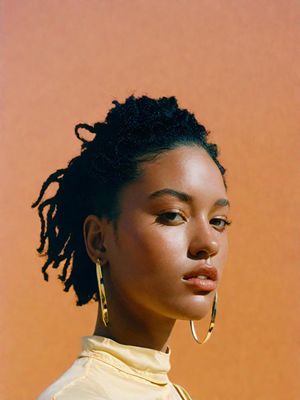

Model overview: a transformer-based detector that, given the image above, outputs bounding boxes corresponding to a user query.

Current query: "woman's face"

[101,145,230,321]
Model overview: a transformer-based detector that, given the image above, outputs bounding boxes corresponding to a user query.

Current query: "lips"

[183,264,218,281]
[182,264,218,292]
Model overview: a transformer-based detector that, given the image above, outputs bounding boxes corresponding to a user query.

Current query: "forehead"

[120,145,227,205]
[143,145,223,185]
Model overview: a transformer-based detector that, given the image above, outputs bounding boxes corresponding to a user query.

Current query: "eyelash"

[210,218,232,230]
[156,212,232,230]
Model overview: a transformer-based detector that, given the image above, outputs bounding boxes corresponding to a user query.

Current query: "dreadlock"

[31,95,227,306]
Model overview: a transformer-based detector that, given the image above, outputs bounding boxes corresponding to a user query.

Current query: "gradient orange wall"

[1,1,299,399]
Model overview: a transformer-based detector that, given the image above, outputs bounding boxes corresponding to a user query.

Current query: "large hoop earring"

[95,258,109,327]
[190,291,218,344]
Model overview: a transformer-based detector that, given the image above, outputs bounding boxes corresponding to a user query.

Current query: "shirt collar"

[79,335,171,385]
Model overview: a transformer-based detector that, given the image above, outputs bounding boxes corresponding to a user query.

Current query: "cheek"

[106,219,186,307]
[114,217,186,279]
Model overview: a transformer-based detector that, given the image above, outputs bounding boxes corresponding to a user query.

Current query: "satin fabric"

[37,335,193,400]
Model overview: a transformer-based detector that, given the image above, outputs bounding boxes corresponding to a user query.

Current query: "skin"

[84,145,230,353]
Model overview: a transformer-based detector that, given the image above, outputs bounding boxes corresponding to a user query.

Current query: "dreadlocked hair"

[31,95,227,306]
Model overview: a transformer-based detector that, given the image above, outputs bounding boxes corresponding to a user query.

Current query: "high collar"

[79,335,171,385]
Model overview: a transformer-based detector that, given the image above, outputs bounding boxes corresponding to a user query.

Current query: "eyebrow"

[148,188,230,208]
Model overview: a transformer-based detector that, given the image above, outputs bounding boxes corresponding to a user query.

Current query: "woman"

[33,95,231,400]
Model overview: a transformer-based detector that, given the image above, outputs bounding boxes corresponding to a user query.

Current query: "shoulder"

[37,357,107,400]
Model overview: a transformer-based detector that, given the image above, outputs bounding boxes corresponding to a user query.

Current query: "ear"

[83,214,109,264]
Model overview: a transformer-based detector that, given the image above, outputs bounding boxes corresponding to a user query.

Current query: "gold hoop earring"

[190,291,218,344]
[95,258,109,327]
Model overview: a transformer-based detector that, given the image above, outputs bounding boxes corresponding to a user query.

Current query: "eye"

[210,217,232,231]
[156,211,186,225]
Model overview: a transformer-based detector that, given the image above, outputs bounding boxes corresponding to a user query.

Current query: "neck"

[93,295,176,353]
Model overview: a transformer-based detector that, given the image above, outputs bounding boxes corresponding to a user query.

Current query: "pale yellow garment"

[37,335,194,400]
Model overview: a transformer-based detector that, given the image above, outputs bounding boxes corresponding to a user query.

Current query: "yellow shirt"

[37,335,193,400]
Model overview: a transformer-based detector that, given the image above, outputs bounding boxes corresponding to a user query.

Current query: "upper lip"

[183,264,218,281]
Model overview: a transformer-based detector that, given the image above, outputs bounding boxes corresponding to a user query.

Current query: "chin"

[180,291,216,320]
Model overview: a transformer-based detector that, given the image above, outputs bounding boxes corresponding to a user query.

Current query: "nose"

[188,218,219,260]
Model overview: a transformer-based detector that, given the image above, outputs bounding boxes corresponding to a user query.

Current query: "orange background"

[1,1,299,399]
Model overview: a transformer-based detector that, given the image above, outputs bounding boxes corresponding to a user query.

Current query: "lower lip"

[182,278,217,291]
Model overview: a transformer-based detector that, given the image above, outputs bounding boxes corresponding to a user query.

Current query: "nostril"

[188,249,210,260]
[196,250,209,258]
